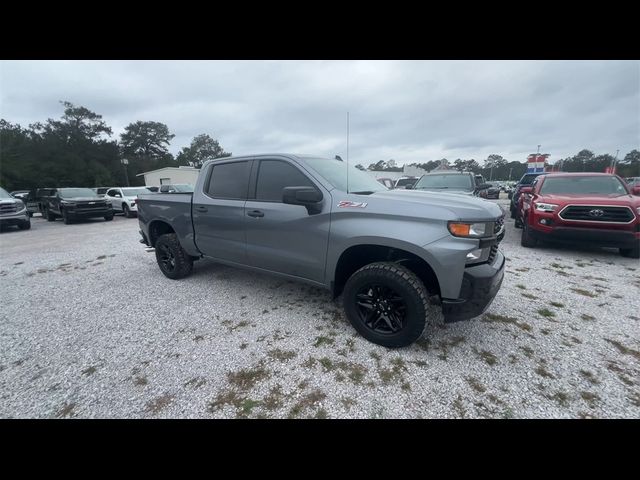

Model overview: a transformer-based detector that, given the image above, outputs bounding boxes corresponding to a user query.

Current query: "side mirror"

[632,185,640,196]
[283,186,323,214]
[519,186,533,194]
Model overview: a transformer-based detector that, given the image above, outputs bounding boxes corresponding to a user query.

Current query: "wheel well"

[149,221,175,247]
[332,245,441,298]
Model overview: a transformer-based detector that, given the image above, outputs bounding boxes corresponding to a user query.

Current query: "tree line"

[356,150,639,181]
[0,101,231,191]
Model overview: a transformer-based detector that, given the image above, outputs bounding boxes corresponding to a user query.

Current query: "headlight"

[448,221,489,238]
[16,201,26,212]
[535,202,558,212]
[636,207,640,215]
[60,201,75,207]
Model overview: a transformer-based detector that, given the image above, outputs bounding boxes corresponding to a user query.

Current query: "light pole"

[121,158,130,187]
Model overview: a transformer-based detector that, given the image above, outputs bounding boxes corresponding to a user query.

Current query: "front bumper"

[67,208,112,218]
[441,250,505,322]
[529,225,639,249]
[0,211,30,225]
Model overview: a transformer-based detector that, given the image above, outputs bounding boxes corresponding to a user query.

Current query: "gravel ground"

[1,201,639,419]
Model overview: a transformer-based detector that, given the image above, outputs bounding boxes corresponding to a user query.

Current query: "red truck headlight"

[534,202,559,212]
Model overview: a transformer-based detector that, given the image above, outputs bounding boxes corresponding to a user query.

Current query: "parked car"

[104,187,150,217]
[137,154,505,348]
[411,171,492,197]
[518,173,640,258]
[0,187,31,230]
[626,177,640,188]
[393,176,419,190]
[376,178,395,189]
[510,172,548,219]
[146,186,159,192]
[92,187,110,197]
[158,184,195,193]
[478,182,500,199]
[34,188,57,215]
[10,190,30,199]
[41,188,113,224]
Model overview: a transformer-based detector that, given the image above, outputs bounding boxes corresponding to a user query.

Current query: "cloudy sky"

[1,60,638,165]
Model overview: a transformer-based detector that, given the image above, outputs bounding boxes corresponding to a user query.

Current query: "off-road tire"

[18,220,31,230]
[343,261,429,348]
[620,244,640,259]
[62,209,73,225]
[104,213,114,221]
[521,220,538,248]
[155,233,194,279]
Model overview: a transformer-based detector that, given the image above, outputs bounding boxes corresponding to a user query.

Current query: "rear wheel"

[62,209,73,225]
[123,204,133,218]
[104,213,114,221]
[620,244,640,259]
[521,219,538,248]
[155,233,193,279]
[514,215,523,229]
[343,262,429,348]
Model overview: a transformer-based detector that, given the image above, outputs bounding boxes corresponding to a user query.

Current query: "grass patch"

[378,357,408,384]
[579,370,600,385]
[515,284,527,290]
[228,366,270,390]
[549,301,565,308]
[473,348,498,366]
[604,339,640,361]
[267,349,297,362]
[288,390,327,418]
[184,377,206,389]
[145,394,174,414]
[55,403,76,418]
[239,399,261,417]
[521,292,537,299]
[534,365,555,379]
[537,308,555,318]
[465,376,487,393]
[313,336,335,348]
[581,314,596,321]
[133,376,148,386]
[483,313,532,332]
[570,288,597,298]
[550,262,572,270]
[548,391,570,407]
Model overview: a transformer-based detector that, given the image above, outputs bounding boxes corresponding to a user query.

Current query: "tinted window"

[540,176,628,195]
[206,161,251,199]
[256,160,315,202]
[107,189,118,196]
[414,174,474,190]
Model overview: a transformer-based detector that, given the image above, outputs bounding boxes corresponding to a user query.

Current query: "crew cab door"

[244,157,331,283]
[192,159,252,264]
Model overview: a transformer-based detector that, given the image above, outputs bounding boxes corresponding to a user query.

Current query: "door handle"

[247,210,264,218]
[195,206,208,212]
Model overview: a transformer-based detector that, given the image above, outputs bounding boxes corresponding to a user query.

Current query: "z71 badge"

[338,201,368,208]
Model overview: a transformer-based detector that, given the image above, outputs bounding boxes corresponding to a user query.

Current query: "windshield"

[519,174,541,186]
[414,174,474,190]
[122,188,151,196]
[540,176,629,195]
[395,178,417,187]
[0,187,11,199]
[59,188,98,198]
[302,157,387,193]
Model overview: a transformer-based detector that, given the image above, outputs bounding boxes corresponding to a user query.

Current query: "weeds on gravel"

[581,314,596,321]
[267,349,297,362]
[483,313,532,332]
[472,347,498,366]
[313,336,335,348]
[579,370,600,385]
[570,288,597,298]
[549,301,565,308]
[547,391,570,407]
[55,403,76,418]
[288,390,327,418]
[534,365,555,379]
[537,308,555,318]
[519,346,535,358]
[81,366,97,376]
[228,366,271,390]
[465,376,486,393]
[604,339,640,361]
[515,284,527,290]
[521,292,537,299]
[145,394,174,414]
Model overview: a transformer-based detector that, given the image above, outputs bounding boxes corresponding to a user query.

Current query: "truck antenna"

[346,111,350,193]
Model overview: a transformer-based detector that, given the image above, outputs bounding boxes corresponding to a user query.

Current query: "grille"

[0,203,18,214]
[74,202,108,213]
[494,216,504,234]
[487,245,499,264]
[559,205,634,223]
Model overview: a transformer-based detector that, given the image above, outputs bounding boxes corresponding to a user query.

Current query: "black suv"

[42,188,113,224]
[509,172,548,219]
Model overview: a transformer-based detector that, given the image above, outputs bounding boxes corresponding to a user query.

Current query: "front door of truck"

[244,158,330,284]
[192,160,252,264]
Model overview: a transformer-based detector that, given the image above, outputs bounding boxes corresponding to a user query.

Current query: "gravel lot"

[1,200,639,419]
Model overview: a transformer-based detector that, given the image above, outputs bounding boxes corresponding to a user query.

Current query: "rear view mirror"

[283,186,323,214]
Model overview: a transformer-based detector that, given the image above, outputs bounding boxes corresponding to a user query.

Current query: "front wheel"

[104,213,114,221]
[155,233,193,279]
[521,220,538,248]
[343,262,429,348]
[62,209,73,224]
[18,220,31,230]
[620,244,640,259]
[123,204,133,218]
[45,208,56,221]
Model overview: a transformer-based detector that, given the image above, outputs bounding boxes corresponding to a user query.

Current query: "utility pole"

[611,149,619,173]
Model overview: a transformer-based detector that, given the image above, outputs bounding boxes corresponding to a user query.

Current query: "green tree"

[120,121,176,181]
[175,133,231,168]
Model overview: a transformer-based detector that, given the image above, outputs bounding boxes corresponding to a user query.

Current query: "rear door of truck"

[191,159,252,264]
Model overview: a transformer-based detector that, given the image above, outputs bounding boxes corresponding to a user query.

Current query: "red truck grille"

[559,205,634,223]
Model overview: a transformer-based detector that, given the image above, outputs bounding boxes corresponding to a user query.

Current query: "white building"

[137,166,200,187]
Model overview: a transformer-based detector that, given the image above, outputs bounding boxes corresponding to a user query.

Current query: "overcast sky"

[1,60,638,166]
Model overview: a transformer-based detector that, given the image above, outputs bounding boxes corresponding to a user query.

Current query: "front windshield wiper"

[350,190,376,195]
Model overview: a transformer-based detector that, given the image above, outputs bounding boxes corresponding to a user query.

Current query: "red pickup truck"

[517,173,640,258]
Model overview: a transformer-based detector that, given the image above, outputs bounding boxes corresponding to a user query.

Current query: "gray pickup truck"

[137,154,505,347]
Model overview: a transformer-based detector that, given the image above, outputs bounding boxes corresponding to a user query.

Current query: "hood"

[0,199,19,204]
[413,187,475,196]
[349,189,503,221]
[540,193,639,206]
[60,197,105,202]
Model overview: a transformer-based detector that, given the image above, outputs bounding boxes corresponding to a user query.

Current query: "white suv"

[104,187,151,217]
